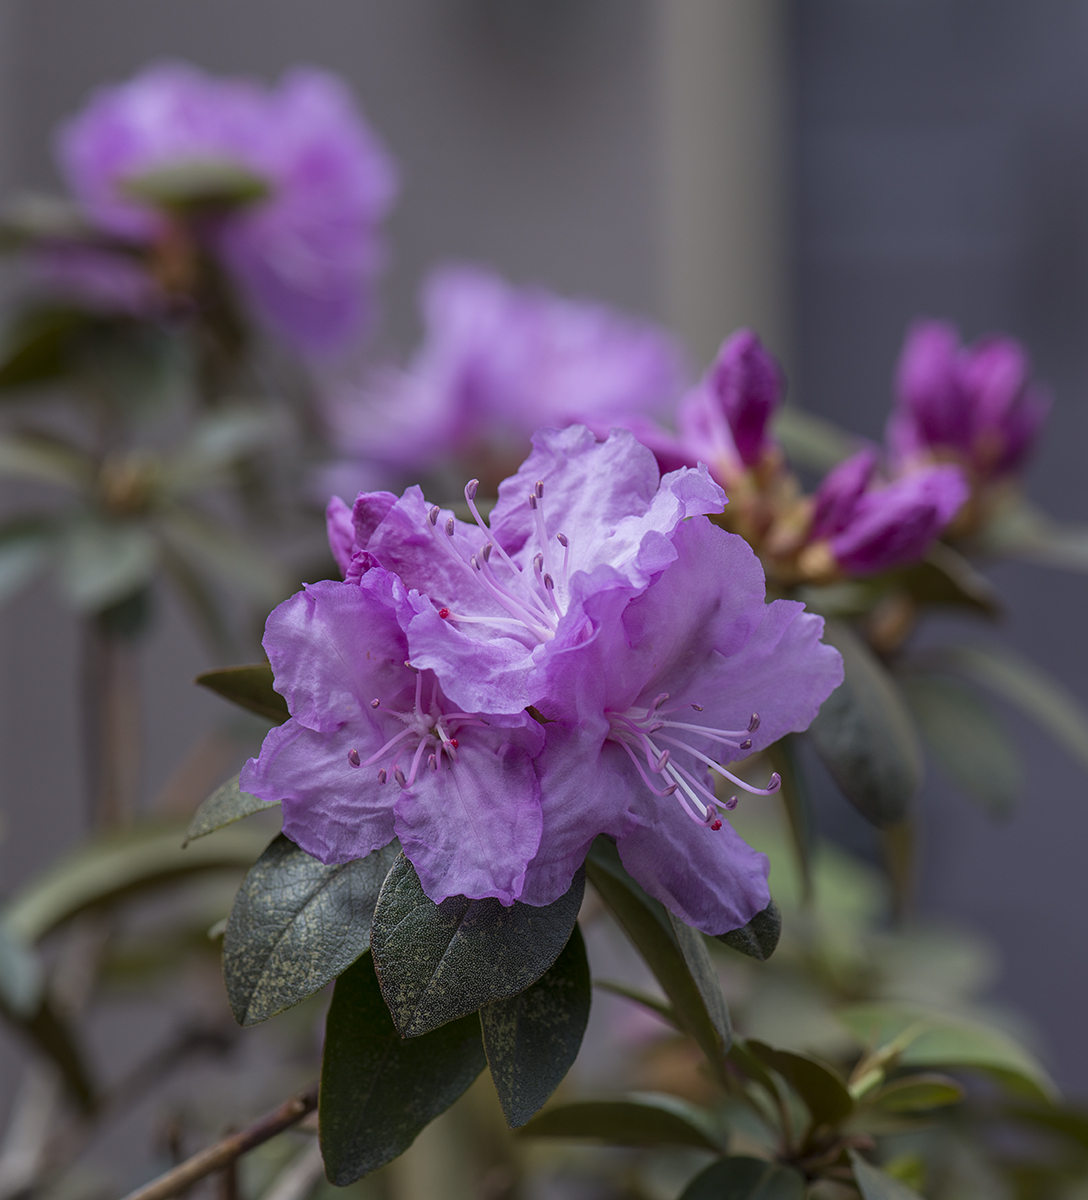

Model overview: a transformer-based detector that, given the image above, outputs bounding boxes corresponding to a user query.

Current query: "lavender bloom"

[326,265,687,476]
[826,465,968,576]
[888,320,1050,479]
[56,63,398,355]
[241,567,544,905]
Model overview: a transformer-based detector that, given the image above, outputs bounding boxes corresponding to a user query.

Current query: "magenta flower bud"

[709,330,783,467]
[829,465,968,576]
[809,447,879,541]
[894,321,971,453]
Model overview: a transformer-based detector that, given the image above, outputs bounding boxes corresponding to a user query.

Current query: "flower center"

[346,663,487,789]
[424,478,572,646]
[606,694,780,831]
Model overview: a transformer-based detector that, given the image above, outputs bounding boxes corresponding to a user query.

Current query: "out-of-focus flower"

[802,452,968,578]
[56,62,398,355]
[323,426,842,932]
[325,265,687,483]
[887,320,1050,481]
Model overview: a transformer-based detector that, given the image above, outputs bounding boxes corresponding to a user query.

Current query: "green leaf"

[519,1093,724,1152]
[871,1073,965,1113]
[934,643,1088,775]
[0,435,91,489]
[679,1156,806,1200]
[319,953,486,1185]
[55,518,158,612]
[481,924,591,1128]
[6,998,95,1112]
[123,161,270,212]
[895,543,1001,618]
[716,900,782,962]
[370,854,584,1038]
[899,671,1020,816]
[195,663,290,725]
[774,406,855,470]
[747,1040,853,1126]
[849,1150,925,1200]
[184,774,278,845]
[223,836,399,1026]
[0,923,42,1016]
[593,979,677,1027]
[767,735,813,900]
[0,522,52,604]
[3,821,270,944]
[807,620,923,827]
[0,306,91,390]
[980,498,1088,573]
[838,1004,1057,1103]
[585,837,731,1068]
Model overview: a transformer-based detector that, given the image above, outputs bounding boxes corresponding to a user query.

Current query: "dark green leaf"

[935,643,1088,775]
[481,924,591,1128]
[0,924,42,1016]
[3,821,270,943]
[679,1156,806,1200]
[767,735,813,900]
[195,663,289,725]
[0,523,52,605]
[6,998,96,1112]
[224,836,400,1026]
[895,543,1001,618]
[872,1073,965,1113]
[123,162,270,212]
[371,854,584,1038]
[849,1150,925,1200]
[56,519,158,612]
[899,672,1020,816]
[807,620,923,827]
[158,507,290,607]
[586,837,731,1069]
[519,1093,724,1152]
[979,498,1088,573]
[716,900,782,962]
[774,406,855,470]
[184,774,278,845]
[748,1040,853,1126]
[0,306,89,389]
[319,953,486,1185]
[1002,1103,1088,1150]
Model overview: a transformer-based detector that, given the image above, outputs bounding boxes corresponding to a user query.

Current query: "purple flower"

[318,425,842,933]
[241,567,544,905]
[325,265,687,477]
[888,320,1050,479]
[823,464,968,576]
[56,63,398,355]
[809,448,880,541]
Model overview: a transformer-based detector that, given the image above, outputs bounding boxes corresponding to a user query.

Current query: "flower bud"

[809,447,879,541]
[709,330,783,467]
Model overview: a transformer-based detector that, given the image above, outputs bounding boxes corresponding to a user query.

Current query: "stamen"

[377,768,387,784]
[394,767,407,787]
[528,493,537,510]
[429,754,438,772]
[370,698,380,709]
[740,738,752,751]
[466,478,479,501]
[535,480,544,498]
[428,505,440,527]
[482,543,493,562]
[691,703,704,712]
[533,552,544,574]
[556,532,568,547]
[439,607,451,619]
[749,713,760,732]
[654,750,670,772]
[724,796,738,810]
[347,749,361,767]
[651,693,670,712]
[543,573,555,591]
[710,818,723,831]
[444,517,455,538]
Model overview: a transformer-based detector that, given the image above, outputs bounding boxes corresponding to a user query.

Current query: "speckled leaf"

[184,774,278,845]
[370,854,584,1038]
[481,924,590,1128]
[849,1150,925,1199]
[519,1093,724,1152]
[716,899,782,962]
[586,837,731,1068]
[195,663,290,724]
[679,1156,806,1200]
[319,953,485,1185]
[223,836,400,1026]
[808,620,923,828]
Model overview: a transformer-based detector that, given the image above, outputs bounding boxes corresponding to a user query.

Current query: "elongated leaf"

[838,1004,1056,1102]
[481,924,591,1128]
[774,406,855,470]
[679,1156,806,1200]
[717,900,782,962]
[0,306,89,390]
[0,524,52,605]
[899,672,1020,816]
[371,854,584,1038]
[936,643,1088,775]
[0,924,42,1016]
[585,838,731,1068]
[184,774,278,845]
[158,506,289,607]
[767,735,813,900]
[196,663,289,724]
[808,620,923,827]
[872,1073,965,1113]
[748,1040,853,1126]
[0,435,91,489]
[593,979,677,1027]
[897,543,1001,618]
[6,998,95,1112]
[3,821,270,944]
[55,518,158,611]
[520,1093,724,1152]
[319,953,486,1185]
[224,836,400,1026]
[982,498,1088,573]
[849,1150,925,1200]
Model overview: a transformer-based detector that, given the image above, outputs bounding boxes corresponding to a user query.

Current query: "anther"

[439,607,451,619]
[534,552,544,573]
[748,712,761,732]
[766,771,781,793]
[428,754,438,771]
[652,693,670,711]
[691,703,705,712]
[450,738,459,749]
[662,783,678,796]
[543,573,555,590]
[404,660,418,673]
[740,738,752,751]
[395,767,407,787]
[377,768,387,784]
[528,493,537,510]
[535,480,544,498]
[347,749,361,767]
[556,532,569,547]
[428,505,440,526]
[655,750,670,771]
[370,698,380,709]
[445,517,455,538]
[466,478,479,501]
[482,543,493,562]
[724,796,738,810]
[710,818,723,831]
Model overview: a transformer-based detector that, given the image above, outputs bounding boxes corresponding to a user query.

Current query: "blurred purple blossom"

[888,320,1050,480]
[56,62,398,355]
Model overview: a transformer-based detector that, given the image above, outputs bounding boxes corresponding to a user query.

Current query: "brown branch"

[118,1083,319,1200]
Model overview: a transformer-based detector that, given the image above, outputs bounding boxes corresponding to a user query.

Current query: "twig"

[118,1083,319,1200]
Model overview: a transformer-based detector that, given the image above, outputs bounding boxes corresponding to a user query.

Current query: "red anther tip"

[710,819,722,831]
[450,738,459,748]
[438,607,451,619]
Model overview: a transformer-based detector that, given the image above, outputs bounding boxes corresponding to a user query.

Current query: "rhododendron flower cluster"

[57,63,398,355]
[244,426,843,935]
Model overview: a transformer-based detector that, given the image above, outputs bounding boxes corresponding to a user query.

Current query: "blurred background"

[0,0,1086,1152]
